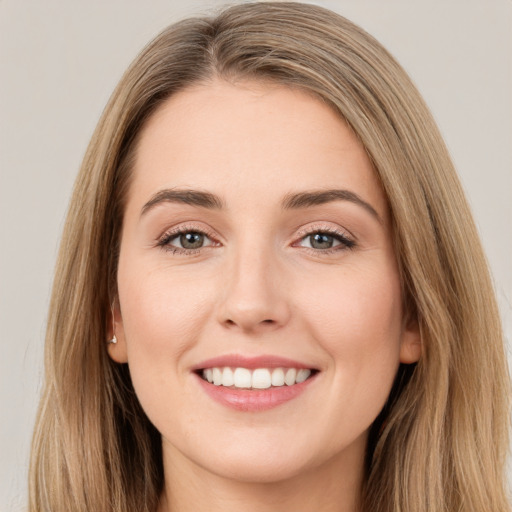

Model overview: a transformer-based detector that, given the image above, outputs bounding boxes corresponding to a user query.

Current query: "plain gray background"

[1,1,511,510]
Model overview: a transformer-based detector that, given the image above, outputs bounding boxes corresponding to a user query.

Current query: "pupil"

[180,232,204,249]
[310,233,333,249]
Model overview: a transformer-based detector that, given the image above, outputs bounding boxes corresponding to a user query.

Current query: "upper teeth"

[202,367,312,389]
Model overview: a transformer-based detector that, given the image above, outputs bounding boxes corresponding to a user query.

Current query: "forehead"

[128,79,388,219]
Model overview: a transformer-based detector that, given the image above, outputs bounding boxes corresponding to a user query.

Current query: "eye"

[297,230,355,251]
[158,229,216,252]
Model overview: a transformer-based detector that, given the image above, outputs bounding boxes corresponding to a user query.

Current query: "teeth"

[233,368,252,388]
[296,369,311,383]
[201,367,313,389]
[284,368,297,386]
[252,369,272,389]
[212,367,223,385]
[271,368,285,387]
[222,367,234,387]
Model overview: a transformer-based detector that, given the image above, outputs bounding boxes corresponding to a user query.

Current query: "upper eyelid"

[158,223,219,241]
[294,222,355,240]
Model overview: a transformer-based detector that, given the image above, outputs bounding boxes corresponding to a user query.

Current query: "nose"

[216,245,291,334]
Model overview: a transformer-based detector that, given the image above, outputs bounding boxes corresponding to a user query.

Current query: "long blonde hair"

[29,3,510,511]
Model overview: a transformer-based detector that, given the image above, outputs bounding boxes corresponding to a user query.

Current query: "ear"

[399,315,421,364]
[107,300,128,364]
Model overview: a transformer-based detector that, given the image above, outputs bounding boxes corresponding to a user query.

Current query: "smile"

[201,367,313,389]
[194,356,319,412]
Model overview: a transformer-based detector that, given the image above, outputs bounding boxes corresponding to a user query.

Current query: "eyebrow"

[282,189,381,222]
[140,187,381,222]
[141,189,224,216]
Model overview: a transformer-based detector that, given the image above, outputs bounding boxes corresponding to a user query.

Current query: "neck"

[157,439,365,512]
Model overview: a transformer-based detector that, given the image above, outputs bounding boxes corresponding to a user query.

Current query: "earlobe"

[106,301,129,363]
[399,318,422,364]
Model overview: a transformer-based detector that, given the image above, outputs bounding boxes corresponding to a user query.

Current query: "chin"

[180,428,358,485]
[200,452,316,484]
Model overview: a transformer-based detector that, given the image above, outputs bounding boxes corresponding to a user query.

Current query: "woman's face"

[110,79,420,483]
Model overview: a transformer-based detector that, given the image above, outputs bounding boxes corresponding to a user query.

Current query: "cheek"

[298,263,403,419]
[119,263,212,351]
[116,261,215,410]
[304,263,402,345]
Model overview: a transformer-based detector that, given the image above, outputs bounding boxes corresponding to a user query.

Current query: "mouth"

[193,355,319,411]
[197,366,317,390]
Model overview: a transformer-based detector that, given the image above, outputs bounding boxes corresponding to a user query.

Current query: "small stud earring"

[107,301,118,344]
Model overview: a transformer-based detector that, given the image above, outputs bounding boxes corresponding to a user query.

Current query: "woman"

[29,2,510,511]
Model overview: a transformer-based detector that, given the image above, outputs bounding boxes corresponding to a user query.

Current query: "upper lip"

[192,354,318,371]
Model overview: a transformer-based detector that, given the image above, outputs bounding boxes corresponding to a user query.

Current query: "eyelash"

[156,225,356,255]
[157,224,219,255]
[294,226,356,254]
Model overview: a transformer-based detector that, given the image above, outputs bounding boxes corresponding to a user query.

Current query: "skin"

[108,79,421,512]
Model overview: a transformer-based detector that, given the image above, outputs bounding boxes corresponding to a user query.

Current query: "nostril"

[224,318,274,327]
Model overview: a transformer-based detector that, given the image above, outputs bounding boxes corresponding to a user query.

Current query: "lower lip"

[195,373,317,412]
